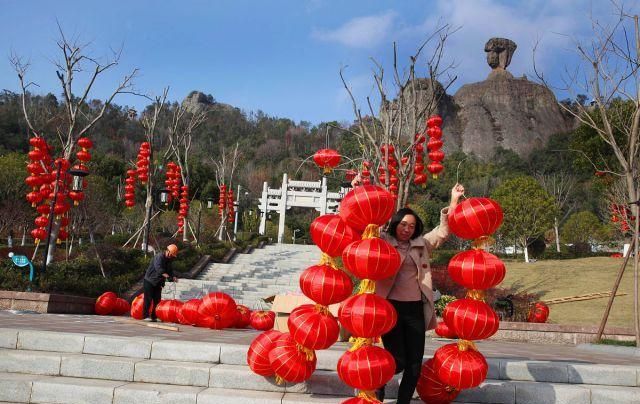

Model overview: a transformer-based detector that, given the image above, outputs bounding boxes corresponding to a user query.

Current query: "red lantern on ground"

[447,197,504,240]
[299,264,353,306]
[95,292,117,315]
[443,298,499,340]
[268,333,317,383]
[528,301,550,323]
[247,330,284,376]
[177,299,202,325]
[434,321,457,339]
[342,398,382,404]
[234,305,252,328]
[156,300,183,323]
[198,292,237,329]
[339,294,397,338]
[342,238,401,281]
[313,148,341,174]
[416,358,460,404]
[250,310,275,330]
[337,345,395,391]
[310,214,360,257]
[338,185,395,232]
[130,295,153,320]
[447,249,506,290]
[288,304,340,350]
[112,298,130,316]
[432,342,488,389]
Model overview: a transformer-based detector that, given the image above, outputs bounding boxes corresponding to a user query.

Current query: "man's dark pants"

[143,279,163,320]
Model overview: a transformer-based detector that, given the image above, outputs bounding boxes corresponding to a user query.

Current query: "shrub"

[434,294,456,317]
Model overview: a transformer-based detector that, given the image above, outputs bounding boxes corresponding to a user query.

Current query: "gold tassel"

[348,337,374,352]
[296,344,316,361]
[361,223,380,239]
[357,279,376,294]
[275,375,285,385]
[457,339,478,352]
[356,390,379,401]
[314,304,330,315]
[472,236,496,250]
[319,253,338,269]
[323,166,332,174]
[465,289,486,301]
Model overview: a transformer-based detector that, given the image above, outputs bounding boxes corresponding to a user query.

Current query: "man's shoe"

[143,318,157,323]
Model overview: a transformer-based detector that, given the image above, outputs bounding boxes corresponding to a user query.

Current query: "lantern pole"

[42,160,62,274]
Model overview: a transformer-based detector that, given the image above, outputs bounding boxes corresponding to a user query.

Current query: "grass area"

[502,257,637,328]
[596,338,637,347]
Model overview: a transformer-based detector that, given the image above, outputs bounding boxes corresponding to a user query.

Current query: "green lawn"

[502,257,638,328]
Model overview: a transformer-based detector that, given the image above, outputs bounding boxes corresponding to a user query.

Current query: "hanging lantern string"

[356,389,379,402]
[457,339,478,352]
[357,279,376,294]
[471,236,495,250]
[296,343,316,361]
[361,224,380,239]
[348,336,375,352]
[455,157,468,199]
[466,289,486,301]
[319,253,339,269]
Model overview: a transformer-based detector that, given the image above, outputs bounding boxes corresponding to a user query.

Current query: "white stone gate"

[258,173,349,243]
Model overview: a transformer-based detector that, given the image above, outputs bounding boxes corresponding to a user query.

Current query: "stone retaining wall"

[0,291,94,314]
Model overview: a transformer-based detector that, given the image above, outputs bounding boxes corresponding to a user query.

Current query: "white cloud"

[312,11,397,48]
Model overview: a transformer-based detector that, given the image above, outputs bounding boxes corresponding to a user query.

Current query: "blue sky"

[0,0,631,125]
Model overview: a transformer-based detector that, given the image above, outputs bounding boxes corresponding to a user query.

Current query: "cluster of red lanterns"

[611,203,635,233]
[136,142,150,184]
[124,169,137,208]
[377,144,400,199]
[417,197,505,400]
[359,161,372,186]
[426,115,445,179]
[26,136,90,244]
[165,162,182,201]
[94,292,131,316]
[313,148,341,174]
[218,184,235,224]
[336,185,399,402]
[177,185,190,235]
[413,130,428,187]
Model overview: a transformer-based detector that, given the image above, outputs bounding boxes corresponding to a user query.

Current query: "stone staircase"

[162,244,319,308]
[0,328,639,403]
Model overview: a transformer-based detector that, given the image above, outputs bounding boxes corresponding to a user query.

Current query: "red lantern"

[95,292,117,315]
[155,300,183,323]
[339,294,397,338]
[130,295,153,320]
[30,228,47,242]
[234,305,252,328]
[310,214,359,257]
[112,298,131,316]
[28,150,44,161]
[427,115,443,128]
[25,175,42,188]
[338,185,396,232]
[416,359,460,404]
[268,333,317,383]
[198,292,237,329]
[434,321,457,339]
[427,126,443,139]
[448,197,504,240]
[57,228,69,243]
[342,398,382,404]
[27,163,44,175]
[26,191,43,207]
[443,299,499,340]
[380,143,395,155]
[447,249,506,290]
[342,238,401,281]
[36,204,51,215]
[313,148,341,173]
[427,162,444,178]
[413,172,427,186]
[247,330,284,376]
[415,133,427,143]
[68,191,84,206]
[177,299,202,325]
[137,173,149,183]
[528,301,550,323]
[77,137,93,150]
[337,345,395,391]
[125,200,136,208]
[433,343,488,389]
[34,215,49,228]
[250,310,275,331]
[288,304,340,350]
[345,169,357,182]
[299,264,353,306]
[427,138,443,151]
[76,150,91,162]
[428,149,445,162]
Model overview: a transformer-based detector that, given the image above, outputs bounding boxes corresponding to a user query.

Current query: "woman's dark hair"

[387,207,424,240]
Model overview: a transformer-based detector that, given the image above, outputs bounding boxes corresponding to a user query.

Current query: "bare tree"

[340,23,458,208]
[10,27,138,264]
[534,2,640,345]
[211,144,240,242]
[535,172,577,252]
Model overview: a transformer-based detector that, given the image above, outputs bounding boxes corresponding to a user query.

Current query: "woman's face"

[395,214,417,242]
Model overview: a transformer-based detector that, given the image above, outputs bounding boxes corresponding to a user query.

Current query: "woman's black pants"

[143,280,163,320]
[380,300,425,404]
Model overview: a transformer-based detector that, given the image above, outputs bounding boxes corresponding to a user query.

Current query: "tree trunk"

[21,225,26,246]
[554,217,561,253]
[142,186,152,253]
[45,220,61,265]
[182,216,188,242]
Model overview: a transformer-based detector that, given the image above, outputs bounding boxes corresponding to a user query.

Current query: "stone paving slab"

[113,383,205,404]
[30,376,127,404]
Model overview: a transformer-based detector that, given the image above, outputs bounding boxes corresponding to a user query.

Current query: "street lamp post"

[196,198,214,246]
[293,229,301,244]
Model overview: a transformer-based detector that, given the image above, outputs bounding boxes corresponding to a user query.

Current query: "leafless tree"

[534,2,640,344]
[10,27,138,264]
[211,144,240,242]
[535,172,577,252]
[340,23,458,208]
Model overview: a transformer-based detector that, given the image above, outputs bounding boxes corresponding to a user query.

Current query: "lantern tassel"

[465,289,486,301]
[457,339,478,352]
[361,224,380,239]
[313,304,330,315]
[357,279,376,294]
[356,389,380,402]
[319,253,338,269]
[323,167,332,174]
[275,375,285,385]
[472,236,496,250]
[348,336,375,352]
[296,344,316,361]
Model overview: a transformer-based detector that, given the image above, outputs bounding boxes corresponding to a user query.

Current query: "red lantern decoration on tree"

[198,292,237,329]
[337,345,395,391]
[447,197,504,240]
[338,185,395,232]
[447,249,506,290]
[247,330,284,376]
[250,310,275,331]
[288,304,340,350]
[310,214,359,257]
[268,333,317,383]
[95,292,117,315]
[342,237,401,281]
[339,294,397,338]
[177,299,202,325]
[416,359,460,404]
[443,298,500,340]
[427,115,443,128]
[432,342,488,390]
[527,301,550,323]
[299,264,353,306]
[313,148,341,174]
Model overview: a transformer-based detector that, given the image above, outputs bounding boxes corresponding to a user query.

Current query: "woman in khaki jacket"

[375,183,464,403]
